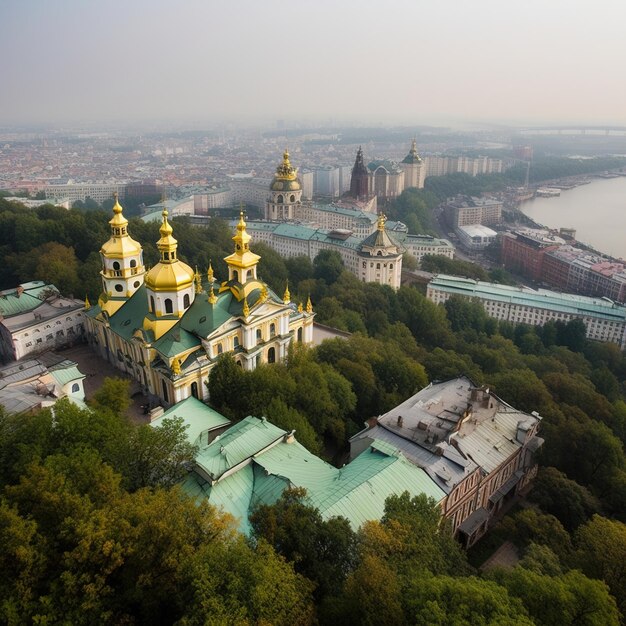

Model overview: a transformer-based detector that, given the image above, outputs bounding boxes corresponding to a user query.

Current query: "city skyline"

[2,0,626,127]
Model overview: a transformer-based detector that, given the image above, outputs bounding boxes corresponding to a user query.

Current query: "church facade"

[85,196,314,407]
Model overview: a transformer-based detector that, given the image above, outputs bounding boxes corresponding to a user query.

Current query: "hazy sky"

[2,0,626,127]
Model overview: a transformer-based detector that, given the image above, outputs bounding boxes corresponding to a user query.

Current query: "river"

[519,176,626,260]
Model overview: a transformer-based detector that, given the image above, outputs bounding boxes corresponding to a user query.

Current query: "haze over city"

[2,0,626,128]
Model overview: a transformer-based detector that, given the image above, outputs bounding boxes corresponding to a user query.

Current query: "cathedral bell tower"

[265,149,302,220]
[99,193,145,316]
[350,146,370,199]
[143,208,195,339]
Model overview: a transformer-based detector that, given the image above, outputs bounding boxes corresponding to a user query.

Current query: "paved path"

[480,541,520,572]
[56,344,149,424]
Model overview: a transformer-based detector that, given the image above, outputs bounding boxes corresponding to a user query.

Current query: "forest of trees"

[2,164,626,622]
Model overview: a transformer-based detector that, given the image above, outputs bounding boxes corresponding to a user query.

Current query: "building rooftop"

[182,413,445,534]
[429,274,626,321]
[150,396,231,445]
[352,376,542,492]
[458,224,498,237]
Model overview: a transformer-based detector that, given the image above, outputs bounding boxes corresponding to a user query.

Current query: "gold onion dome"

[100,193,143,257]
[270,149,301,191]
[144,209,194,292]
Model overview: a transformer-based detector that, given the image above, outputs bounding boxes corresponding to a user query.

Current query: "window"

[297,327,303,342]
[268,347,276,363]
[234,336,240,349]
[217,343,223,355]
[183,294,190,308]
[150,296,155,313]
[256,329,262,344]
[191,382,198,399]
[133,281,140,288]
[290,194,295,202]
[115,284,124,292]
[277,194,284,203]
[113,261,120,271]
[71,383,80,393]
[270,323,276,338]
[130,259,137,268]
[165,299,173,314]
[162,380,169,403]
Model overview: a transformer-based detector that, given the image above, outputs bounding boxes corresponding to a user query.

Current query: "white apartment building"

[44,182,125,204]
[427,275,626,349]
[0,282,85,363]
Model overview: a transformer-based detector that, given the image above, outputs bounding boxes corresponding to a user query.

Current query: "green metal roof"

[50,365,85,388]
[0,282,58,318]
[195,416,286,482]
[185,416,446,534]
[151,396,231,445]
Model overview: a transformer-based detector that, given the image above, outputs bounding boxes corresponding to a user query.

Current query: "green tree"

[250,487,357,601]
[313,249,344,285]
[529,466,600,531]
[573,515,626,617]
[114,416,198,491]
[91,376,131,417]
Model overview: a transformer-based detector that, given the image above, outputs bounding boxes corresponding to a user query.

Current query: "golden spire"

[306,295,313,314]
[377,213,387,231]
[171,357,181,376]
[208,283,217,304]
[242,296,250,317]
[108,191,129,229]
[207,261,214,284]
[297,302,303,313]
[84,295,91,310]
[233,211,252,252]
[194,266,202,294]
[283,280,291,304]
[156,208,177,261]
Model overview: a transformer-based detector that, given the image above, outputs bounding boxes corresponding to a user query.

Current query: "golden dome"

[101,194,143,257]
[144,209,194,292]
[270,149,301,192]
[145,262,194,291]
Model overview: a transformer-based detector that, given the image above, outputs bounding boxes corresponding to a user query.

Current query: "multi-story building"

[349,146,370,200]
[350,376,543,547]
[44,182,125,205]
[427,274,626,348]
[456,224,498,252]
[246,214,404,289]
[368,159,405,199]
[400,139,425,189]
[0,282,85,363]
[501,229,565,281]
[391,231,455,263]
[424,155,504,178]
[84,197,314,407]
[444,195,503,229]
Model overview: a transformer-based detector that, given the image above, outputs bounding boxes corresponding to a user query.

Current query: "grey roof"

[353,376,542,490]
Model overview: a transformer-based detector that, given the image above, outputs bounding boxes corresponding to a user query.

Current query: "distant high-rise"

[349,146,369,199]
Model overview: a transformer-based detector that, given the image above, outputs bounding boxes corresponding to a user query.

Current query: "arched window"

[191,382,198,399]
[113,261,120,270]
[290,194,295,202]
[234,336,240,349]
[130,259,137,268]
[268,347,276,364]
[376,263,380,270]
[150,296,155,313]
[183,293,190,308]
[277,194,284,203]
[297,327,303,342]
[162,380,169,403]
[71,383,80,393]
[256,329,262,344]
[270,323,276,338]
[236,360,242,368]
[165,298,173,314]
